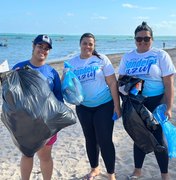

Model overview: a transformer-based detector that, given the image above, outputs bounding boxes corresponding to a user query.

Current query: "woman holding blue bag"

[118,22,176,180]
[63,33,121,180]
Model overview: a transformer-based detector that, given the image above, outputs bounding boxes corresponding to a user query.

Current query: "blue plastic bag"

[153,104,176,158]
[62,61,84,105]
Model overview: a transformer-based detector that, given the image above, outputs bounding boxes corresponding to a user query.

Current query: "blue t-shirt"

[12,60,63,102]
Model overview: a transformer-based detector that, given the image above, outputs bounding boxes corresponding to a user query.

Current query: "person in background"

[63,33,121,180]
[118,22,176,180]
[13,34,63,180]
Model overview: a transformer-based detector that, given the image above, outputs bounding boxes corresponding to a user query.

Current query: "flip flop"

[83,173,97,180]
[127,175,140,180]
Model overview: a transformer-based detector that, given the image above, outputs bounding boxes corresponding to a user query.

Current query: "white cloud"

[67,13,74,17]
[127,20,176,35]
[122,3,138,8]
[91,16,108,20]
[25,12,33,16]
[143,7,157,10]
[170,14,176,17]
[134,16,150,20]
[154,21,176,29]
[122,3,157,10]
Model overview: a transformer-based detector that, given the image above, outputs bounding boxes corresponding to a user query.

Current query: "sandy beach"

[0,48,176,180]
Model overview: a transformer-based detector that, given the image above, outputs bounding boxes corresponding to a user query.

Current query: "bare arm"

[105,74,121,118]
[163,74,175,119]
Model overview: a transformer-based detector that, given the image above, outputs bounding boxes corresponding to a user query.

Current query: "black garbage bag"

[118,75,143,94]
[119,75,159,131]
[122,97,164,153]
[118,75,165,153]
[132,100,159,131]
[0,67,77,157]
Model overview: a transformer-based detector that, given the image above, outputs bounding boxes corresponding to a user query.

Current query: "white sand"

[0,49,176,180]
[1,102,176,180]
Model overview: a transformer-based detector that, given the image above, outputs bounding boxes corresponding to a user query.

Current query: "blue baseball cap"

[33,34,52,49]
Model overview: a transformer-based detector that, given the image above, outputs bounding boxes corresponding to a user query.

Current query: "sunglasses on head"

[135,36,151,42]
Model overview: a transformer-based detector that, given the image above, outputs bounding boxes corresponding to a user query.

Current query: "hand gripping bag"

[153,104,176,158]
[62,61,84,105]
[0,67,76,157]
[122,97,165,154]
[118,75,165,153]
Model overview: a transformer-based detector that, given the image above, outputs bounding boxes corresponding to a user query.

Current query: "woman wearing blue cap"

[13,34,63,180]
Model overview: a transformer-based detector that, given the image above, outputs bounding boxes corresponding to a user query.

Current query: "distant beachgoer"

[118,22,176,180]
[13,34,63,180]
[163,42,166,49]
[63,33,121,180]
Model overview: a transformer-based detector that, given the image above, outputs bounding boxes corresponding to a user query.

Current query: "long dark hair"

[80,33,101,59]
[134,21,153,39]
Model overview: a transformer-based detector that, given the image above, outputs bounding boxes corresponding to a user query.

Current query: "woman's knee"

[37,145,52,161]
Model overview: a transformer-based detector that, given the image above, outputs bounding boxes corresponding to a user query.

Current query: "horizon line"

[0,33,176,37]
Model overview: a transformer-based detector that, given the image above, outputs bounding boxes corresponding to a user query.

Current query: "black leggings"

[134,94,169,173]
[76,100,115,174]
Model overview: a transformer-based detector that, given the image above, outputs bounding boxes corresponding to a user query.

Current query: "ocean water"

[0,34,176,68]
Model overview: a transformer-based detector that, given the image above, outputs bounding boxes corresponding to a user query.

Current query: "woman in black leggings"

[76,100,115,174]
[134,95,169,175]
[65,33,121,180]
[118,22,175,180]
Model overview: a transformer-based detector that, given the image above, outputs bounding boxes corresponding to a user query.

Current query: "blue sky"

[1,0,176,36]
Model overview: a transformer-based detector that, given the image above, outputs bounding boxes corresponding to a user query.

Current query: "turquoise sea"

[0,33,176,68]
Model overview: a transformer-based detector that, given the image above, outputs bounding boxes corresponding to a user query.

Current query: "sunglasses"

[135,36,151,42]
